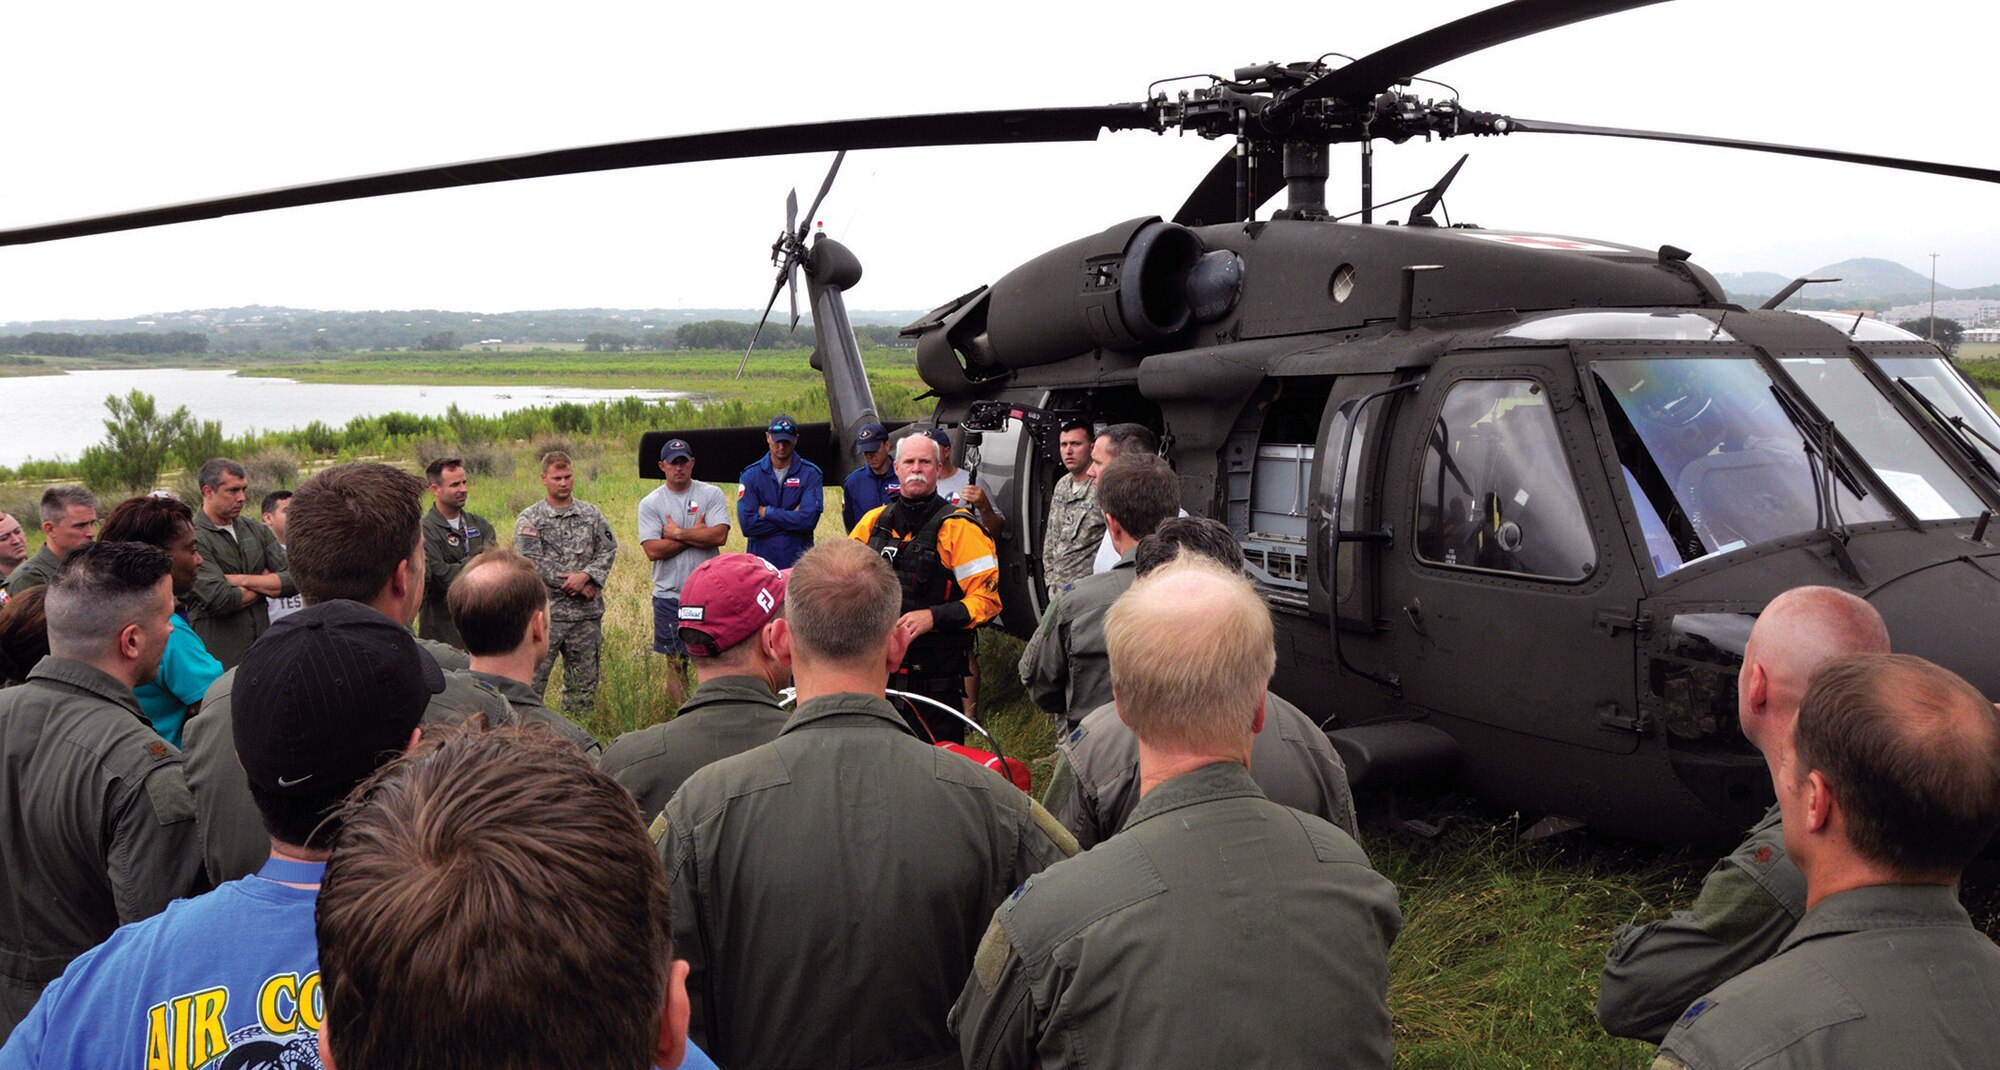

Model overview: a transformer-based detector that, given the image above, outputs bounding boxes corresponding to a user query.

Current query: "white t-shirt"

[935,470,1005,521]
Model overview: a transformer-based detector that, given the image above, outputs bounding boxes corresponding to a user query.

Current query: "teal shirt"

[132,614,222,747]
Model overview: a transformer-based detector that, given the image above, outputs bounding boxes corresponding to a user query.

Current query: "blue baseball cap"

[854,422,889,454]
[924,427,952,450]
[659,438,694,463]
[767,414,799,442]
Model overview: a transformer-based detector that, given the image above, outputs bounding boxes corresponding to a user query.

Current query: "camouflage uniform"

[514,498,617,714]
[1041,473,1102,593]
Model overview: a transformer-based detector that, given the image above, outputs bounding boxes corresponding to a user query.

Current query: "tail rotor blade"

[739,267,791,379]
[801,150,847,232]
[788,264,800,331]
[785,187,799,237]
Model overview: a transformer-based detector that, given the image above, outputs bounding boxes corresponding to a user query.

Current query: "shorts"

[652,595,689,656]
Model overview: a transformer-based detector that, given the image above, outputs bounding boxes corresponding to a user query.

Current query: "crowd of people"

[0,412,1997,1069]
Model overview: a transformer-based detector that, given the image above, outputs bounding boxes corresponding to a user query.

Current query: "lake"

[0,368,685,467]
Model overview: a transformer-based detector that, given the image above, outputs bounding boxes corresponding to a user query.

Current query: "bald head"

[1739,586,1889,754]
[0,511,26,572]
[1789,653,2000,878]
[446,549,546,657]
[1105,560,1275,754]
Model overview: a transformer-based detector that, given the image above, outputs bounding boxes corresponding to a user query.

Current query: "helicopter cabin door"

[1384,353,1644,756]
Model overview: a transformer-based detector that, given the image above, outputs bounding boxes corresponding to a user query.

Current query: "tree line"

[0,331,208,357]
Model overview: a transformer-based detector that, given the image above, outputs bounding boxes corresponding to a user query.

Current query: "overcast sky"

[2,0,1995,323]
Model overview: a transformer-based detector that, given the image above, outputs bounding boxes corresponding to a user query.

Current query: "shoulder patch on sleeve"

[1028,798,1081,858]
[973,913,1012,992]
[145,765,196,825]
[648,811,669,845]
[1648,1052,1692,1070]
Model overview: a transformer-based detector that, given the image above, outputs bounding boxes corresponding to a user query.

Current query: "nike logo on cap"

[276,773,313,787]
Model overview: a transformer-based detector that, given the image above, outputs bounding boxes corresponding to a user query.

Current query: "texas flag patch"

[687,502,701,514]
[887,482,900,494]
[784,477,802,488]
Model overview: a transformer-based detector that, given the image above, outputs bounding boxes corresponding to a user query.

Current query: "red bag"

[936,742,1032,792]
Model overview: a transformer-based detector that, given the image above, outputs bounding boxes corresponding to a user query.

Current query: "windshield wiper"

[1896,376,2000,489]
[1768,384,1865,582]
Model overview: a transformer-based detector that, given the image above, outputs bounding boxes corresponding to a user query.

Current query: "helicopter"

[7,0,2000,845]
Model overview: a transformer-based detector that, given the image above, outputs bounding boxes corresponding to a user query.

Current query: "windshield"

[1876,355,2000,476]
[1593,358,1892,576]
[1778,357,1985,520]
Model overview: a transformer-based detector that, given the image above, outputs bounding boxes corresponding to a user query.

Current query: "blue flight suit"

[736,453,824,569]
[842,463,900,532]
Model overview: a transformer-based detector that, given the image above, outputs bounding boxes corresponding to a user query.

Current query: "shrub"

[244,447,300,491]
[298,421,342,456]
[173,419,226,474]
[548,402,592,435]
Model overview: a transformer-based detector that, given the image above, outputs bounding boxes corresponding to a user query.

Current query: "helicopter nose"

[1866,555,2000,701]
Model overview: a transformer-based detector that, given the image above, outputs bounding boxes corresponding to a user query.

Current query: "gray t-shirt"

[638,480,730,599]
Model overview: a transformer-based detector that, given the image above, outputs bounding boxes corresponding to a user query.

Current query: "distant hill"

[0,305,930,355]
[1717,257,1976,308]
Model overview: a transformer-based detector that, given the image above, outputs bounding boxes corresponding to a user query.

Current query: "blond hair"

[1105,559,1274,751]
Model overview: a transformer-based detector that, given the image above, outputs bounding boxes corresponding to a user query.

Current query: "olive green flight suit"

[419,505,494,650]
[951,761,1400,1070]
[660,691,1074,1070]
[600,674,788,824]
[186,514,293,670]
[1041,694,1359,849]
[182,635,512,885]
[470,669,598,757]
[1653,883,2000,1069]
[0,658,202,1041]
[3,545,61,599]
[1018,549,1134,731]
[1599,802,1803,1043]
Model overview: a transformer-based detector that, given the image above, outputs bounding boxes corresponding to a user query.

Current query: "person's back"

[0,543,200,1042]
[661,542,1071,1069]
[961,763,1396,1070]
[954,560,1398,1070]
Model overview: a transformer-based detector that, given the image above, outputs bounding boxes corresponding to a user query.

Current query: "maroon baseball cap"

[677,554,788,657]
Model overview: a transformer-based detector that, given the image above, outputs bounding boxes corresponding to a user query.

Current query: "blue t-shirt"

[0,857,324,1069]
[131,613,223,748]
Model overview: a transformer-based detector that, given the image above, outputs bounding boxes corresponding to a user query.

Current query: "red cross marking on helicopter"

[1469,232,1625,252]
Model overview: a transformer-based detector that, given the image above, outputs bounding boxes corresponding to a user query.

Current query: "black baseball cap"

[660,438,694,463]
[233,600,445,797]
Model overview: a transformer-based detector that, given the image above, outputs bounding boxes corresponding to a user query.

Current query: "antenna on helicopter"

[1406,154,1469,227]
[740,150,846,378]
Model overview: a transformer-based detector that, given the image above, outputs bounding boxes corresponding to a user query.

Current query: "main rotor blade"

[0,106,1152,247]
[1172,142,1284,226]
[1506,118,2000,185]
[800,150,847,234]
[1285,0,1669,108]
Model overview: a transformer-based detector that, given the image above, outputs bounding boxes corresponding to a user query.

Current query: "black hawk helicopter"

[8,0,2000,845]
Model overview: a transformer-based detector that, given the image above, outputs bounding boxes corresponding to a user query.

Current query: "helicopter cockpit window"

[1778,357,1984,521]
[1592,359,1894,576]
[1498,311,1734,343]
[1415,379,1596,581]
[1874,355,2000,476]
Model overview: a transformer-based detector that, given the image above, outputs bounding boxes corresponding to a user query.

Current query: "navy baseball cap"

[854,422,889,454]
[233,600,444,797]
[925,427,952,449]
[767,414,799,442]
[659,438,694,463]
